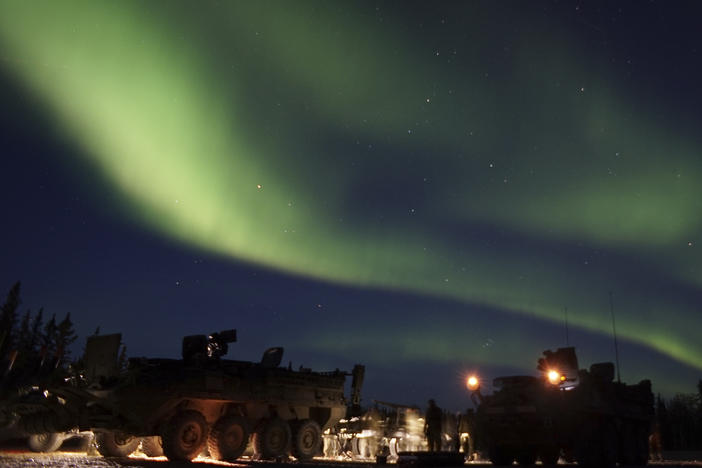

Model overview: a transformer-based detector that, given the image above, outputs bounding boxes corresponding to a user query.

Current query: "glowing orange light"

[466,375,479,390]
[547,370,561,385]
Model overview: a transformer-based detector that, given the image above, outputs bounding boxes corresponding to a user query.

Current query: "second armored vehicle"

[469,347,653,467]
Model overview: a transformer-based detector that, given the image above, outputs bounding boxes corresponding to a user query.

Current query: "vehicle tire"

[619,421,636,465]
[162,410,209,461]
[601,421,618,468]
[253,417,291,459]
[562,448,576,464]
[489,445,515,466]
[539,445,560,466]
[516,447,538,466]
[388,437,399,458]
[141,436,164,457]
[351,437,364,458]
[575,419,597,467]
[352,436,377,459]
[28,432,63,452]
[207,414,249,462]
[323,434,341,458]
[389,436,412,457]
[292,419,322,460]
[95,431,140,457]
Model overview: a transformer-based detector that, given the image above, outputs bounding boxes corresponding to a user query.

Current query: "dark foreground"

[1,450,701,468]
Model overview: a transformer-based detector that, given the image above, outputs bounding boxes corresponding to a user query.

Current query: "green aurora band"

[1,2,701,379]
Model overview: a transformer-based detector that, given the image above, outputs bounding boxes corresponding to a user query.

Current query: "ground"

[1,451,702,468]
[1,439,701,468]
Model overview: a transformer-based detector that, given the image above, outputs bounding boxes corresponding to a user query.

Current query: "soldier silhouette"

[424,399,443,452]
[459,408,476,460]
[649,421,662,461]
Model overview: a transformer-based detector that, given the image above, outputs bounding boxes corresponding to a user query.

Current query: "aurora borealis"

[1,1,701,407]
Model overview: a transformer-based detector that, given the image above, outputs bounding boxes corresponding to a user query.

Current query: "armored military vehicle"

[469,347,653,467]
[9,330,365,462]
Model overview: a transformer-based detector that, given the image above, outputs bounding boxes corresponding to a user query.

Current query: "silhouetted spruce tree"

[656,393,671,450]
[29,308,44,357]
[17,310,30,341]
[668,393,698,449]
[654,388,702,451]
[41,313,57,367]
[14,309,32,369]
[56,312,77,364]
[0,281,21,359]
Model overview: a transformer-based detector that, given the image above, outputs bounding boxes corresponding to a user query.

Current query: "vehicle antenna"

[608,291,621,383]
[564,306,570,346]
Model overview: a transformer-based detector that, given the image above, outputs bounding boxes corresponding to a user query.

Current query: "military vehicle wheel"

[162,410,209,461]
[253,418,291,459]
[489,446,515,466]
[96,431,140,457]
[292,419,322,460]
[388,438,398,458]
[389,436,411,457]
[28,433,63,452]
[539,445,560,465]
[207,414,249,461]
[562,448,575,463]
[141,436,164,457]
[600,422,618,468]
[516,447,538,466]
[576,420,616,468]
[619,422,636,465]
[323,434,341,458]
[352,436,377,459]
[575,419,598,467]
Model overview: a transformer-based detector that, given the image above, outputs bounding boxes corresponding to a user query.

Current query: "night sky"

[1,1,701,410]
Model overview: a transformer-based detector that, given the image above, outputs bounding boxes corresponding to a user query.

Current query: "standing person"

[458,409,470,455]
[424,399,443,452]
[649,421,662,462]
[460,408,476,461]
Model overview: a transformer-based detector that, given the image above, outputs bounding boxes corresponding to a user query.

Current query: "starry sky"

[1,1,701,410]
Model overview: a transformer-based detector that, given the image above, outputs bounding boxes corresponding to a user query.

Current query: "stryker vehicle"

[468,347,653,467]
[8,330,365,462]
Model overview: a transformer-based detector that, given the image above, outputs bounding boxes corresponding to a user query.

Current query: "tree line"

[0,281,129,394]
[655,383,702,451]
[0,281,78,383]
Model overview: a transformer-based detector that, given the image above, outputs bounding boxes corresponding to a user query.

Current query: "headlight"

[466,375,479,390]
[547,370,563,385]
